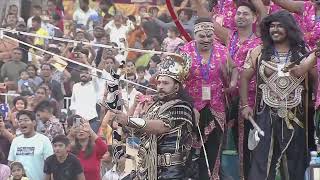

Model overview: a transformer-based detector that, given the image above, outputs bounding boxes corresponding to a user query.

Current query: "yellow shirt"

[34,28,49,46]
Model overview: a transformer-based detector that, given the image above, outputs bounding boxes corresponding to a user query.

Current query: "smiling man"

[8,110,53,180]
[240,11,319,180]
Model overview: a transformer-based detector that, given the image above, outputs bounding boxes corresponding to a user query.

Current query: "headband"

[194,22,214,33]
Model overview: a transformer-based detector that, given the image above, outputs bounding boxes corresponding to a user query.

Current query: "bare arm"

[191,0,211,17]
[0,128,15,142]
[272,0,304,13]
[239,47,261,106]
[290,52,318,78]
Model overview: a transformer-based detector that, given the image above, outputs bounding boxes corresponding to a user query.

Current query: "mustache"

[271,31,283,35]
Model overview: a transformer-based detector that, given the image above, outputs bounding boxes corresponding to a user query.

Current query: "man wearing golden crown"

[112,53,195,180]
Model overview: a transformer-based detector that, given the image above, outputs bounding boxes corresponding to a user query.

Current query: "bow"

[166,0,192,42]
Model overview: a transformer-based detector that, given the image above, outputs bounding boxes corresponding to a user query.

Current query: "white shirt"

[121,88,141,113]
[115,54,126,65]
[73,8,97,26]
[102,166,127,180]
[70,79,99,120]
[8,133,53,180]
[104,20,133,49]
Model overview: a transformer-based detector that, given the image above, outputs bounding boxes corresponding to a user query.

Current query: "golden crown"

[158,53,191,83]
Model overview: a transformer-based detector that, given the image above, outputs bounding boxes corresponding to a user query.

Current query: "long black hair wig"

[259,10,308,62]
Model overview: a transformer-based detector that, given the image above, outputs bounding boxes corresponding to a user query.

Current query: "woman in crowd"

[26,64,42,87]
[69,115,108,180]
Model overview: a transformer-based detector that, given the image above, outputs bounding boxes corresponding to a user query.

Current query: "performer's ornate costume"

[131,54,195,180]
[244,46,309,180]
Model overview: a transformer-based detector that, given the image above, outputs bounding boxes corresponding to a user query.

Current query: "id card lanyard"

[195,46,214,101]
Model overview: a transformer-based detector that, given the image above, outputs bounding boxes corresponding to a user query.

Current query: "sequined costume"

[180,40,227,180]
[243,46,309,180]
[135,99,194,180]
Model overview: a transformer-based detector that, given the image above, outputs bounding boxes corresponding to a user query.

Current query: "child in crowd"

[9,161,29,180]
[161,26,184,53]
[147,55,161,76]
[17,70,36,94]
[136,66,149,94]
[8,96,27,135]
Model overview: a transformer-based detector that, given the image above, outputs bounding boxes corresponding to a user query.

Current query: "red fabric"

[166,0,192,42]
[77,137,108,180]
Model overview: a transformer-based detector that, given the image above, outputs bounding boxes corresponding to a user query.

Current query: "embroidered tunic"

[136,99,194,180]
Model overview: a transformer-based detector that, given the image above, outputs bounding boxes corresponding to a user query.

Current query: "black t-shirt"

[44,153,83,180]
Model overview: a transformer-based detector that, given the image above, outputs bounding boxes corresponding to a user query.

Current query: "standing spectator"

[99,0,116,26]
[104,14,133,50]
[8,110,53,180]
[0,48,28,83]
[26,64,42,87]
[2,13,18,29]
[73,0,97,28]
[44,135,85,180]
[121,73,142,113]
[162,26,185,53]
[8,96,28,133]
[69,119,108,180]
[0,115,15,164]
[0,35,19,67]
[32,16,49,46]
[6,4,24,22]
[40,63,64,105]
[70,67,100,133]
[152,8,196,37]
[47,0,64,32]
[15,22,32,64]
[34,100,64,141]
[27,5,42,29]
[0,152,10,180]
[8,161,29,180]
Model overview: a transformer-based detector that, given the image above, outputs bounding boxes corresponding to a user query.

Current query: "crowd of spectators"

[0,0,319,180]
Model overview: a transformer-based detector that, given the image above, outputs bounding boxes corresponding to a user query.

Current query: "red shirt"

[77,137,108,180]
